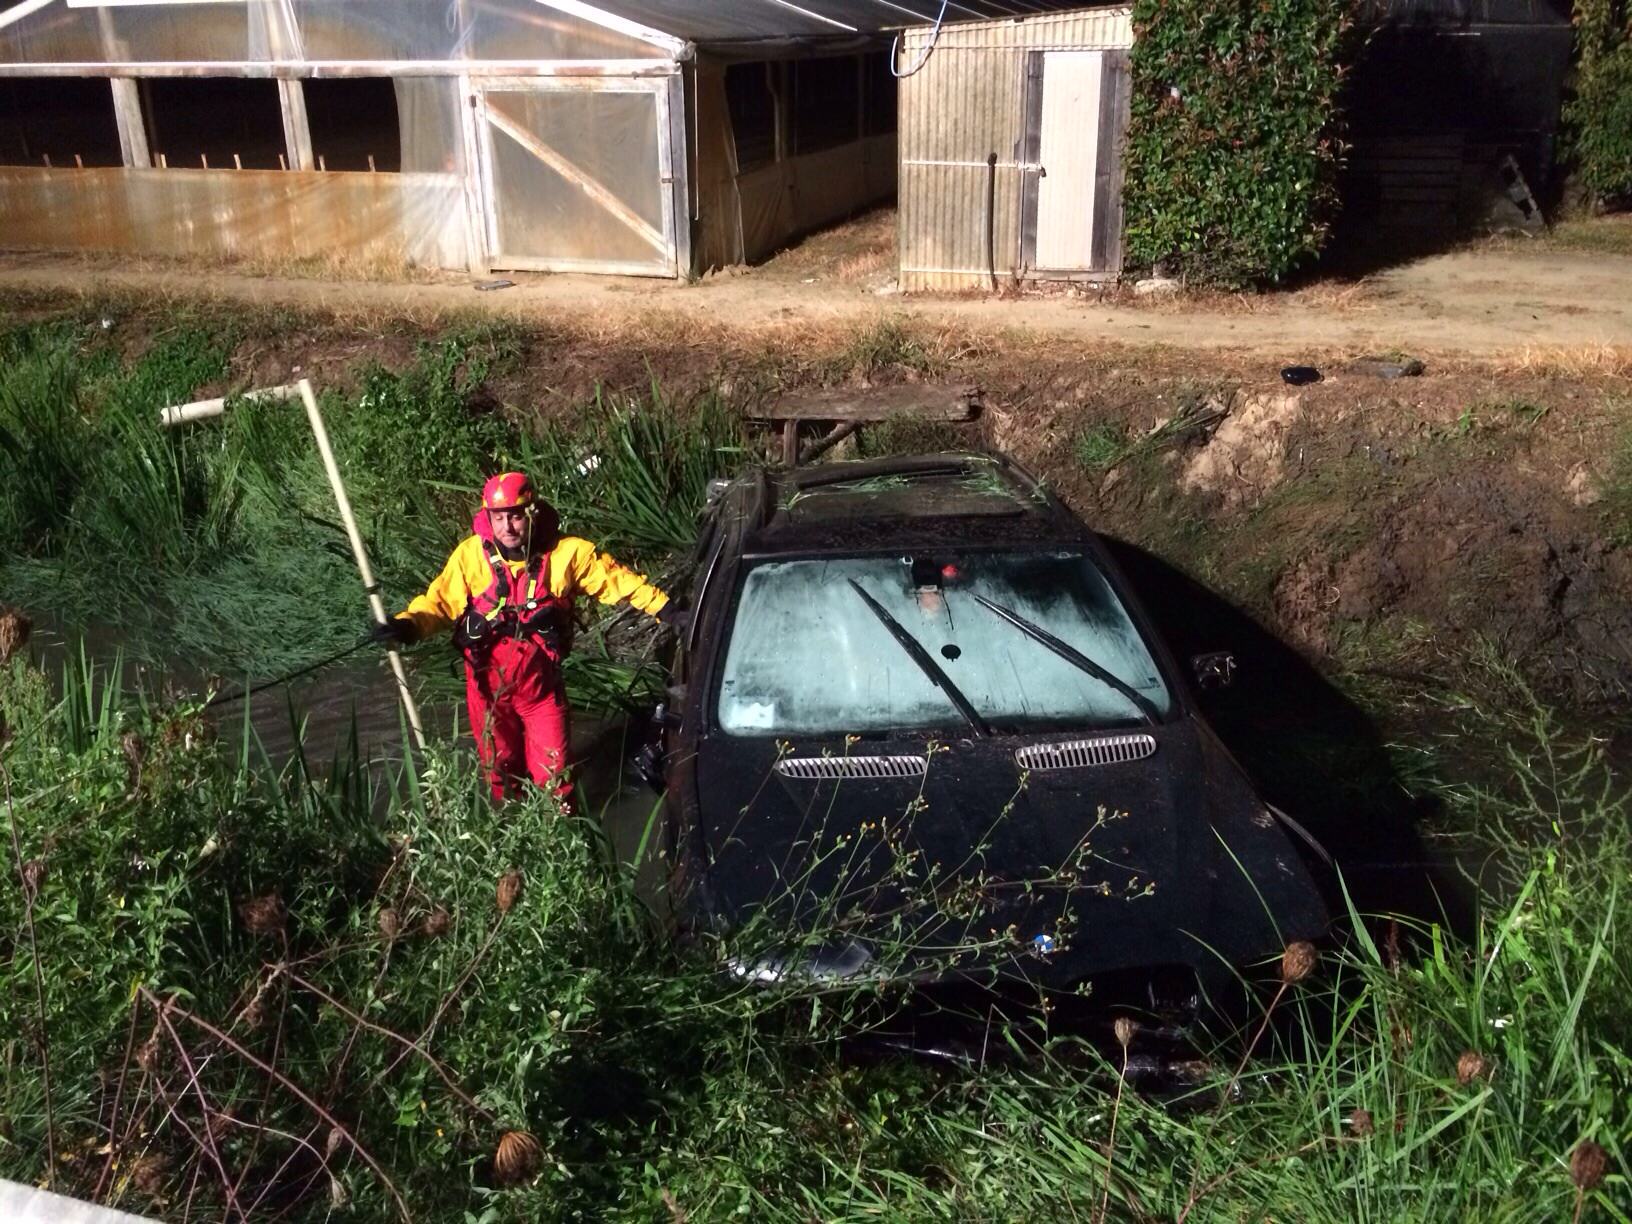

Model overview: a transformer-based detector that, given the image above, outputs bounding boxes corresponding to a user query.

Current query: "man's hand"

[369,617,415,648]
[655,603,690,635]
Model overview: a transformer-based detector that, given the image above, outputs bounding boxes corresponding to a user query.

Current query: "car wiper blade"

[847,579,991,737]
[968,592,1161,727]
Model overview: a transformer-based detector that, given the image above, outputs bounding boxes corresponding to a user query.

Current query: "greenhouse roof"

[0,0,1107,70]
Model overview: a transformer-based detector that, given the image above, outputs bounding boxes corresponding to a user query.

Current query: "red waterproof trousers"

[464,636,572,805]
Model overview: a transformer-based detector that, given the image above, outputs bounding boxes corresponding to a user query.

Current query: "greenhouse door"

[475,78,678,277]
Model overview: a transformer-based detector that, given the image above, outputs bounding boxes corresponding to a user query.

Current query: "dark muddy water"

[23,613,664,876]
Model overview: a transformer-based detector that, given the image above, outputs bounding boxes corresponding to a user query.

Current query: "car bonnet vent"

[775,755,928,781]
[1015,734,1157,772]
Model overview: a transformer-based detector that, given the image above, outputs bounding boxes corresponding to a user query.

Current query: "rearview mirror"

[1191,651,1237,690]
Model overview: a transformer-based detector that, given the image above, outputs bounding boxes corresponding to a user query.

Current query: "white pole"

[157,383,302,428]
[295,379,427,750]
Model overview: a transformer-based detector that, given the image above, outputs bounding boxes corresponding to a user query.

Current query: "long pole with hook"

[296,378,426,750]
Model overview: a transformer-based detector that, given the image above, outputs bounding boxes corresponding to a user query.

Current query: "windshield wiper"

[847,579,991,737]
[967,592,1161,727]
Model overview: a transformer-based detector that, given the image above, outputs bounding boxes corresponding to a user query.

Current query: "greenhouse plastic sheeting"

[0,165,473,268]
[0,0,663,66]
[0,0,1092,68]
[478,81,672,273]
[290,0,661,64]
[396,77,466,176]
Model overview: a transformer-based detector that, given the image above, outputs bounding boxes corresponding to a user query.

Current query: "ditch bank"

[4,288,1630,717]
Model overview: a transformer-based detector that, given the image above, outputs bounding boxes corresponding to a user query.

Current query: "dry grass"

[759,207,896,283]
[1488,344,1632,381]
[1113,275,1383,316]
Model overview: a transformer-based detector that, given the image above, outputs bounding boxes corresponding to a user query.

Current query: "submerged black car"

[651,453,1329,996]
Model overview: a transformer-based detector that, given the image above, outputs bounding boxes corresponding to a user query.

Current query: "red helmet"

[481,471,535,511]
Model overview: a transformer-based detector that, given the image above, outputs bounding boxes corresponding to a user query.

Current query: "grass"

[1072,392,1229,477]
[1,640,1628,1221]
[0,314,744,704]
[2,293,1629,1222]
[1547,214,1632,258]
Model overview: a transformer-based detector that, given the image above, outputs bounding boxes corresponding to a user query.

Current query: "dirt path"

[3,240,1629,358]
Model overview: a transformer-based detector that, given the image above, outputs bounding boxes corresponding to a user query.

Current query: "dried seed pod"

[238,892,286,937]
[122,730,146,790]
[20,858,46,900]
[1280,940,1317,984]
[496,870,524,915]
[240,994,267,1031]
[325,1126,345,1159]
[1113,1016,1138,1049]
[136,1025,162,1072]
[0,605,32,664]
[423,906,451,938]
[493,1129,542,1185]
[131,1152,169,1198]
[1348,1108,1374,1138]
[206,1107,235,1143]
[1570,1140,1607,1192]
[377,906,401,941]
[1456,1049,1488,1086]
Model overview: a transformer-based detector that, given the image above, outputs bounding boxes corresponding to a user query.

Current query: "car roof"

[731,452,1087,557]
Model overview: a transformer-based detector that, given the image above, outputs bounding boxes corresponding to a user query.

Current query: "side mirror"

[1191,651,1237,691]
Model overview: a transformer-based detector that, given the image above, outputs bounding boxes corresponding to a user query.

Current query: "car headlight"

[727,938,875,985]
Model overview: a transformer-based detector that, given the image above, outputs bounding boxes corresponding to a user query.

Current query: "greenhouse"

[0,0,1080,277]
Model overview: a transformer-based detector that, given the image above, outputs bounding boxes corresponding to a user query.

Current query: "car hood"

[689,716,1328,985]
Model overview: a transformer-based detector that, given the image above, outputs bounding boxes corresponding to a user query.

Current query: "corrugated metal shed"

[897,7,1132,292]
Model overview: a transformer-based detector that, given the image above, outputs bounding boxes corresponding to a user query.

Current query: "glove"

[655,603,690,635]
[369,617,415,647]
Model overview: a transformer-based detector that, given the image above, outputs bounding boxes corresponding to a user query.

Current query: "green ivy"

[1123,0,1356,287]
[1564,1,1632,209]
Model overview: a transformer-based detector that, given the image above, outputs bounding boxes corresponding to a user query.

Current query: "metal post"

[296,379,426,750]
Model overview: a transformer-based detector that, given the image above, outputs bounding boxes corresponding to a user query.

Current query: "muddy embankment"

[14,289,1632,704]
[510,325,1630,706]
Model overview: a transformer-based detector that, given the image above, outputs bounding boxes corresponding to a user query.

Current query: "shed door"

[474,78,677,277]
[1035,51,1102,270]
[1020,49,1129,276]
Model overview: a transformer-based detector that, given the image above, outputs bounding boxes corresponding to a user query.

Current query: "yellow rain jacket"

[394,535,668,643]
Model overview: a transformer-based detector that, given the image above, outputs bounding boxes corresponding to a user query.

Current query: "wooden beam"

[756,384,981,423]
[484,102,667,256]
[109,76,149,168]
[278,78,314,171]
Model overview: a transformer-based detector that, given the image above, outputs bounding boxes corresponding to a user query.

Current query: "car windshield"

[716,551,1173,735]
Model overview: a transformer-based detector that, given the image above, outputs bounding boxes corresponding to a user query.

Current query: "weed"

[1498,398,1550,424]
[1,644,1627,1221]
[835,317,940,377]
[1075,422,1131,472]
[1076,395,1226,476]
[518,386,745,563]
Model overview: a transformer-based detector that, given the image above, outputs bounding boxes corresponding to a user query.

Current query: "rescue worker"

[374,471,679,804]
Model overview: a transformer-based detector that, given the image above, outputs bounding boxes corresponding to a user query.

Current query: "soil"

[3,208,1631,358]
[3,234,1631,707]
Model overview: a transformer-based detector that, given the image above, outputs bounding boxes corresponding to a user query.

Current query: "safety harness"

[453,540,566,661]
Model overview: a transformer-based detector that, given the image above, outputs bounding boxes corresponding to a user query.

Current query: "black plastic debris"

[1281,365,1322,386]
[474,278,515,292]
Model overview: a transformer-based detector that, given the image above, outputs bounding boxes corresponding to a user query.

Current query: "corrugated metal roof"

[590,0,1114,45]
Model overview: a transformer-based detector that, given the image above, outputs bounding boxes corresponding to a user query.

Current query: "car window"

[716,552,1173,735]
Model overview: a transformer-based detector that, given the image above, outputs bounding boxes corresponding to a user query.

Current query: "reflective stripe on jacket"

[394,535,668,643]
